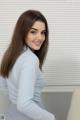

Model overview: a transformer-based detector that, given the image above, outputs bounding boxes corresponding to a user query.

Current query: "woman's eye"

[30,31,36,34]
[42,31,46,35]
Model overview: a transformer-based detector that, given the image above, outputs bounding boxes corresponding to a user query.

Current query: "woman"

[0,10,55,120]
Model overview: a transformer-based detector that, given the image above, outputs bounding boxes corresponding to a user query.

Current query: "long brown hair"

[0,9,49,78]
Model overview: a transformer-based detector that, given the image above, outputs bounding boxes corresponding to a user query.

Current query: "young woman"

[0,10,55,120]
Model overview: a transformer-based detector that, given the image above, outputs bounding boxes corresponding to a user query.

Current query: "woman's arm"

[17,57,55,120]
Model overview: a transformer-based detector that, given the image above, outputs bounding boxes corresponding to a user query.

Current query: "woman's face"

[25,21,46,50]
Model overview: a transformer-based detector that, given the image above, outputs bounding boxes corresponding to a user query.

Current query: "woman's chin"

[32,46,41,50]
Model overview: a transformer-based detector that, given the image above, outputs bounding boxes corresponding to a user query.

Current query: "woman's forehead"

[31,21,46,31]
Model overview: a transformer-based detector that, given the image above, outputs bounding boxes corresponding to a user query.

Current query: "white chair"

[67,88,80,120]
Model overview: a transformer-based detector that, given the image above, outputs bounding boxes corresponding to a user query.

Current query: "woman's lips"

[33,41,42,46]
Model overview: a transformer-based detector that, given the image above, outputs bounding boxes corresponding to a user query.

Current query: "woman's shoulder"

[9,47,39,77]
[16,47,39,66]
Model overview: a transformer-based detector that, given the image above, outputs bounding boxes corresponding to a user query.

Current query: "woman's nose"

[37,33,42,40]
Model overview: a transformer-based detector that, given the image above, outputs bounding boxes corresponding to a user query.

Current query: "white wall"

[0,0,80,91]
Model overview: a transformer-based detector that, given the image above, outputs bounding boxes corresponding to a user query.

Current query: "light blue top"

[6,46,55,120]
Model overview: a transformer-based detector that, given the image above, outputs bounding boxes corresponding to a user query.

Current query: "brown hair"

[0,9,49,78]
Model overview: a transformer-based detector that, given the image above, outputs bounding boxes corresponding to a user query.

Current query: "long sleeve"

[17,56,55,120]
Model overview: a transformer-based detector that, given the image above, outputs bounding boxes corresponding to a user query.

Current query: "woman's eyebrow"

[31,28,37,31]
[31,28,46,31]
